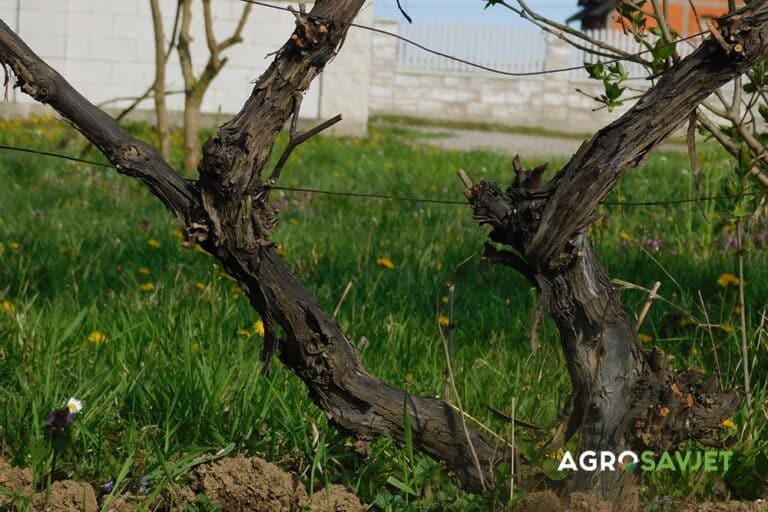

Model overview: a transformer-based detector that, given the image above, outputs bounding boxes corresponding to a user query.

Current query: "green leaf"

[585,61,604,80]
[386,476,417,496]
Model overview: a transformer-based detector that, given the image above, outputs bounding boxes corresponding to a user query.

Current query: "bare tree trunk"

[150,0,171,160]
[2,1,767,505]
[177,0,251,170]
[183,92,202,171]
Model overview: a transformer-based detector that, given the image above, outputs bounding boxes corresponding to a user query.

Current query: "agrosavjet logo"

[557,450,733,472]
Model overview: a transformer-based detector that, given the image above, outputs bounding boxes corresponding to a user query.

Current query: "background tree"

[177,0,252,171]
[1,0,767,508]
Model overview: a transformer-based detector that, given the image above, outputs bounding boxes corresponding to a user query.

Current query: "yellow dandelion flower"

[1,299,15,313]
[237,328,250,337]
[138,267,151,276]
[253,320,265,337]
[86,330,107,344]
[717,273,740,287]
[147,239,161,249]
[169,229,183,239]
[276,243,287,257]
[618,230,631,242]
[721,418,737,429]
[192,342,201,352]
[8,241,20,251]
[734,305,742,315]
[195,282,207,291]
[437,315,450,328]
[637,333,653,344]
[376,256,395,270]
[139,282,155,292]
[719,323,735,334]
[288,218,298,226]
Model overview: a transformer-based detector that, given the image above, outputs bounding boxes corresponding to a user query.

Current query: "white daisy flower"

[66,397,83,415]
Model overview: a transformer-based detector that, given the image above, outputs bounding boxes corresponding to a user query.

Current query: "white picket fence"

[397,23,548,74]
[396,23,699,79]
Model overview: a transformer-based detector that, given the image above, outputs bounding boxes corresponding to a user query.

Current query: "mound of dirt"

[187,454,365,511]
[32,480,98,512]
[0,459,33,506]
[306,483,366,512]
[0,455,364,512]
[188,454,302,511]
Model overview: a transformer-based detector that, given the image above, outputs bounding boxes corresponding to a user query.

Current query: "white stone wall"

[0,0,371,135]
[369,19,633,133]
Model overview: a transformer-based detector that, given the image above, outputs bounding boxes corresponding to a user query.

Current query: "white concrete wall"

[0,0,371,134]
[370,19,633,133]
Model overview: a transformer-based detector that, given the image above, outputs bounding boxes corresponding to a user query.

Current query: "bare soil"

[2,457,765,511]
[515,491,768,512]
[0,455,365,512]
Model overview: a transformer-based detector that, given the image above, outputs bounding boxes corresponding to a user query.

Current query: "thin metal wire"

[238,0,709,78]
[0,143,761,208]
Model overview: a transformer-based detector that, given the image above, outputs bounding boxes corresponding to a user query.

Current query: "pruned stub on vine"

[631,348,739,453]
[289,3,332,51]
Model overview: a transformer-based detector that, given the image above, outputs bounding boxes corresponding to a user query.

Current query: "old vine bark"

[1,0,767,505]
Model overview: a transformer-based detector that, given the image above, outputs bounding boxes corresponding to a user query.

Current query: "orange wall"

[613,1,743,36]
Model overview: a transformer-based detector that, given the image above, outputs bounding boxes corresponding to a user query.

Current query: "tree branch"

[0,2,504,491]
[0,18,197,217]
[527,4,768,268]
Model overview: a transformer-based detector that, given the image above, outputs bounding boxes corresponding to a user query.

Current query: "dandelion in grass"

[8,241,20,251]
[139,282,155,292]
[618,230,631,242]
[195,282,207,291]
[721,418,737,429]
[1,299,14,313]
[138,267,151,276]
[637,333,652,344]
[717,273,740,287]
[719,323,735,334]
[86,330,107,345]
[276,242,287,257]
[437,315,450,328]
[237,328,250,338]
[192,342,201,352]
[253,320,265,337]
[169,229,183,239]
[376,256,395,270]
[231,286,245,299]
[147,239,161,249]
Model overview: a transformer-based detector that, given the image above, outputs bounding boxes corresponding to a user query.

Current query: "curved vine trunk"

[1,1,767,507]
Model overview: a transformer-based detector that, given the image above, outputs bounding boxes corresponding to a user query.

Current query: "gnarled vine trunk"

[1,1,766,507]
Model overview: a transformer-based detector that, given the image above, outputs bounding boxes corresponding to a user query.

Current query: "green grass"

[0,116,766,510]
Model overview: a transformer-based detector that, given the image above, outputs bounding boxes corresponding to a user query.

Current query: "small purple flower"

[138,475,150,495]
[102,480,114,493]
[645,237,662,252]
[46,408,74,428]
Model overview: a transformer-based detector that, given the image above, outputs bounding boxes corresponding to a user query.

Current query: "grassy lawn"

[0,116,766,510]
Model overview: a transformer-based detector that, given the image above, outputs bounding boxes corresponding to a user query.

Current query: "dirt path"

[404,125,687,159]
